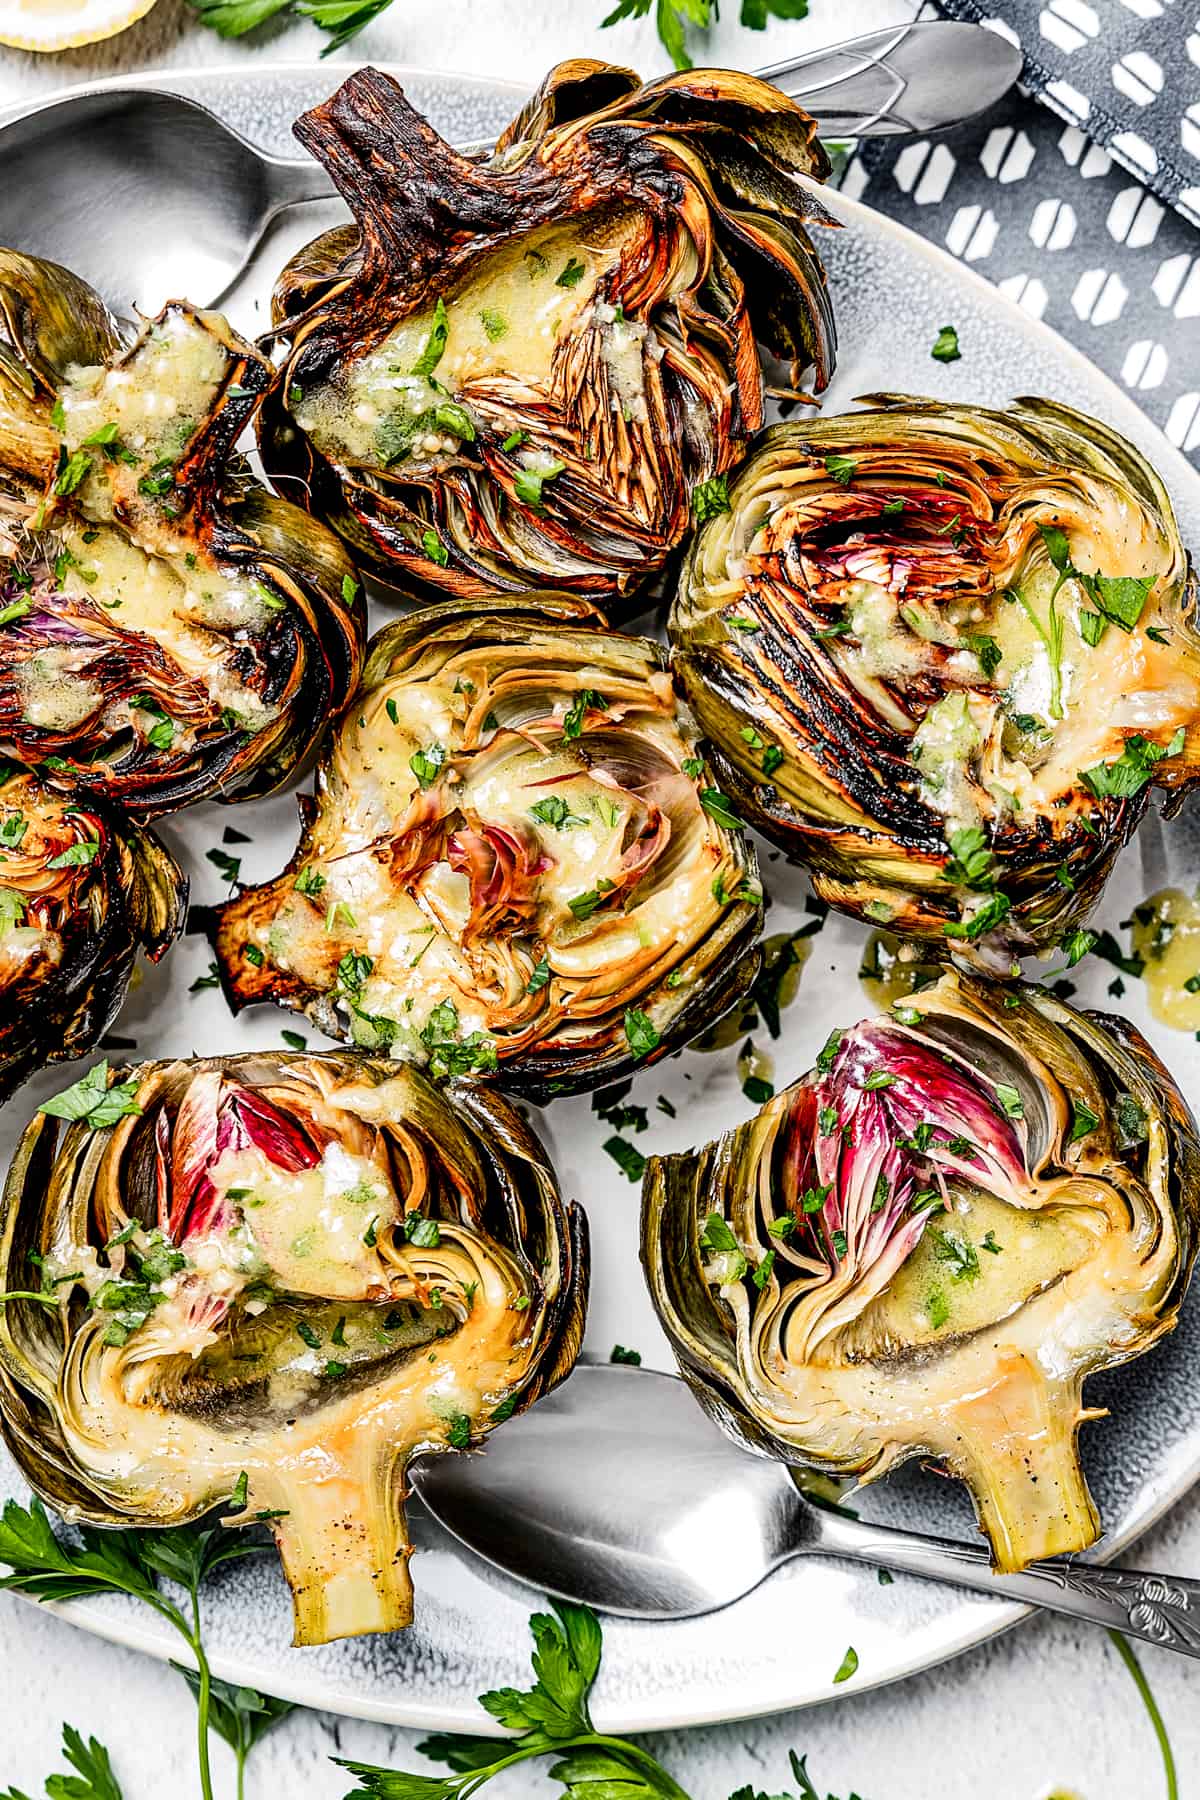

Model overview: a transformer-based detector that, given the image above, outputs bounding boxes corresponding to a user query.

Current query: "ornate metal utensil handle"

[812,1511,1200,1656]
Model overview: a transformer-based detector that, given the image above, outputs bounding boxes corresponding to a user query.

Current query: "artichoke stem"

[270,1456,412,1646]
[947,1358,1099,1572]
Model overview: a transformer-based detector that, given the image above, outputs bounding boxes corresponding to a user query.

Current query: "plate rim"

[1,57,1198,1739]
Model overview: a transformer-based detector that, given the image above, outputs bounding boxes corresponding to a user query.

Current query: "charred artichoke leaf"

[670,396,1200,968]
[258,62,836,610]
[643,971,1200,1571]
[208,595,761,1101]
[0,762,185,1103]
[0,250,365,821]
[0,1052,586,1645]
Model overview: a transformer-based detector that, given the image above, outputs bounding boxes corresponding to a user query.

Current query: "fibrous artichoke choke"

[670,397,1200,966]
[209,596,762,1100]
[0,1052,586,1644]
[259,61,836,610]
[643,972,1200,1570]
[0,250,364,820]
[0,762,184,1102]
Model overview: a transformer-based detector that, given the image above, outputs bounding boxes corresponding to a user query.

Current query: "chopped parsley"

[130,695,175,750]
[410,742,447,789]
[526,956,551,995]
[410,297,449,379]
[419,998,497,1080]
[563,688,607,739]
[698,788,742,830]
[1080,727,1184,800]
[1062,926,1097,967]
[930,324,961,363]
[1069,1098,1100,1143]
[623,1008,660,1060]
[943,891,1011,942]
[945,825,997,892]
[568,880,615,921]
[46,839,99,870]
[933,1229,980,1284]
[514,458,565,509]
[38,1060,141,1129]
[604,1136,646,1182]
[529,795,586,831]
[206,846,241,885]
[692,475,730,524]
[294,865,326,898]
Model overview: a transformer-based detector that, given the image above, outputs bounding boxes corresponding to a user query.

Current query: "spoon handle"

[261,18,1021,205]
[755,20,1022,139]
[808,1512,1200,1656]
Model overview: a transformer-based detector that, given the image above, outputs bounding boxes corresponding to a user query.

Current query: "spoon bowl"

[0,24,1022,315]
[0,89,332,315]
[410,1362,1200,1657]
[413,1363,805,1618]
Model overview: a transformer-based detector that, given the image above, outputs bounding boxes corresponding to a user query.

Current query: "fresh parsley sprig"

[339,1600,692,1800]
[2,1722,126,1800]
[188,0,807,64]
[0,1500,266,1800]
[173,1668,295,1800]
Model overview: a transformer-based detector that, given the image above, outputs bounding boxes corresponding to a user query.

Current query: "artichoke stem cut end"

[947,1362,1100,1573]
[272,1470,414,1646]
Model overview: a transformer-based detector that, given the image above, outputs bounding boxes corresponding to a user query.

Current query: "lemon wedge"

[0,0,155,51]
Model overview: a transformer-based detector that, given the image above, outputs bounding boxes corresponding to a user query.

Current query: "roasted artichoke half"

[671,398,1200,966]
[0,250,365,820]
[0,1052,586,1644]
[209,597,761,1100]
[0,762,184,1102]
[258,60,836,610]
[644,972,1200,1571]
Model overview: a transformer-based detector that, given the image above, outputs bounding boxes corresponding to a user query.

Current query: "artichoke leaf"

[671,397,1200,966]
[0,251,365,821]
[209,596,761,1100]
[642,971,1200,1571]
[259,62,836,611]
[0,764,186,1104]
[0,1052,587,1645]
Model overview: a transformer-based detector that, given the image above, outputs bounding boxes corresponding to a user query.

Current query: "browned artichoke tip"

[204,592,763,1102]
[256,60,837,614]
[0,1051,587,1646]
[642,969,1200,1572]
[670,395,1200,973]
[0,761,184,1103]
[0,248,367,822]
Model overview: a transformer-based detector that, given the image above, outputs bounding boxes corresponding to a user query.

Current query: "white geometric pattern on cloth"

[853,86,1200,463]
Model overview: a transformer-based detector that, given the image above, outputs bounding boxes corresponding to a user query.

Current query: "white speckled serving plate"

[2,63,1200,1738]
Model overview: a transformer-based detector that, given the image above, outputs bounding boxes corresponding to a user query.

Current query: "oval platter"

[2,60,1200,1738]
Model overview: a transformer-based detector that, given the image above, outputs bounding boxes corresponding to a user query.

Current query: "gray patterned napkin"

[848,8,1199,469]
[938,0,1200,231]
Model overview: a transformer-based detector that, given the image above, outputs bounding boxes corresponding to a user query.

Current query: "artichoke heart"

[643,972,1200,1571]
[0,762,184,1102]
[258,61,836,610]
[0,250,365,820]
[0,1052,586,1645]
[671,397,1200,966]
[208,596,760,1100]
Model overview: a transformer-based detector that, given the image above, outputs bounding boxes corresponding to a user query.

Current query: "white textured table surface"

[1,2,1199,1796]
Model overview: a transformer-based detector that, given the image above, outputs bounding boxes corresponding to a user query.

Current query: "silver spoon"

[409,1362,1200,1657]
[0,21,1022,316]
